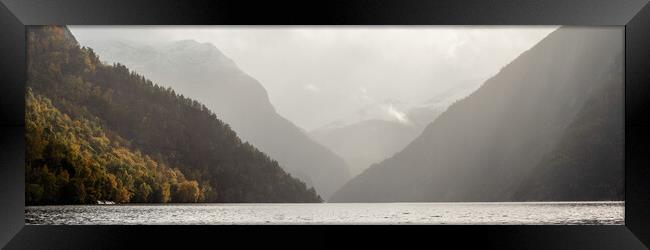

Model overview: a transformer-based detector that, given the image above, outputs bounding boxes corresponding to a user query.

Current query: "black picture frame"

[1,0,649,249]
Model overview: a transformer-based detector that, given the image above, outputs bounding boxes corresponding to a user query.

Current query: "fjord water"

[26,202,623,225]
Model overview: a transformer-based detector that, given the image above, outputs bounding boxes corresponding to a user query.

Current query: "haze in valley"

[69,26,559,179]
[70,26,557,130]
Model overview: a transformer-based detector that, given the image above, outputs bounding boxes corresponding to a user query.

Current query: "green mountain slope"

[81,38,350,199]
[26,90,199,204]
[26,26,321,204]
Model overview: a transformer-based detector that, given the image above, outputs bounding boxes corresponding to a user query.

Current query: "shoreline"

[25,201,625,207]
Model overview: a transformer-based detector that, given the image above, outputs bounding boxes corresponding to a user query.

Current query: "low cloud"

[386,103,410,125]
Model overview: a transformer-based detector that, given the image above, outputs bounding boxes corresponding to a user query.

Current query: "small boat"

[96,200,116,205]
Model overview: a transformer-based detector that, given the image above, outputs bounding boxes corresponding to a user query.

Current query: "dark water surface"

[26,201,624,225]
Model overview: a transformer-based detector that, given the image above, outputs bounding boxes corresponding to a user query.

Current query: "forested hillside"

[26,26,321,204]
[81,38,350,199]
[26,90,201,204]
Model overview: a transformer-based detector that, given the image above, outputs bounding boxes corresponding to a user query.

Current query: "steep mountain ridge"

[513,52,624,201]
[331,27,623,202]
[26,26,321,203]
[79,38,350,198]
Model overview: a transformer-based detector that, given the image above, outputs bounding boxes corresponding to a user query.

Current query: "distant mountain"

[79,38,350,199]
[310,107,442,176]
[330,27,623,202]
[26,26,321,204]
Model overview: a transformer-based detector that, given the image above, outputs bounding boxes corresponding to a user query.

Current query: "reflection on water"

[25,201,624,225]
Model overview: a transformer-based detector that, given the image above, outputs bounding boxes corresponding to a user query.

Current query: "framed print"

[1,0,649,249]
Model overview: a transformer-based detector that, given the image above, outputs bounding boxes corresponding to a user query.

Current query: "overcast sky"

[70,26,558,130]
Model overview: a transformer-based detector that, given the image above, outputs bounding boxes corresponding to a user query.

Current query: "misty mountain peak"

[166,39,219,53]
[160,39,235,67]
[80,39,236,70]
